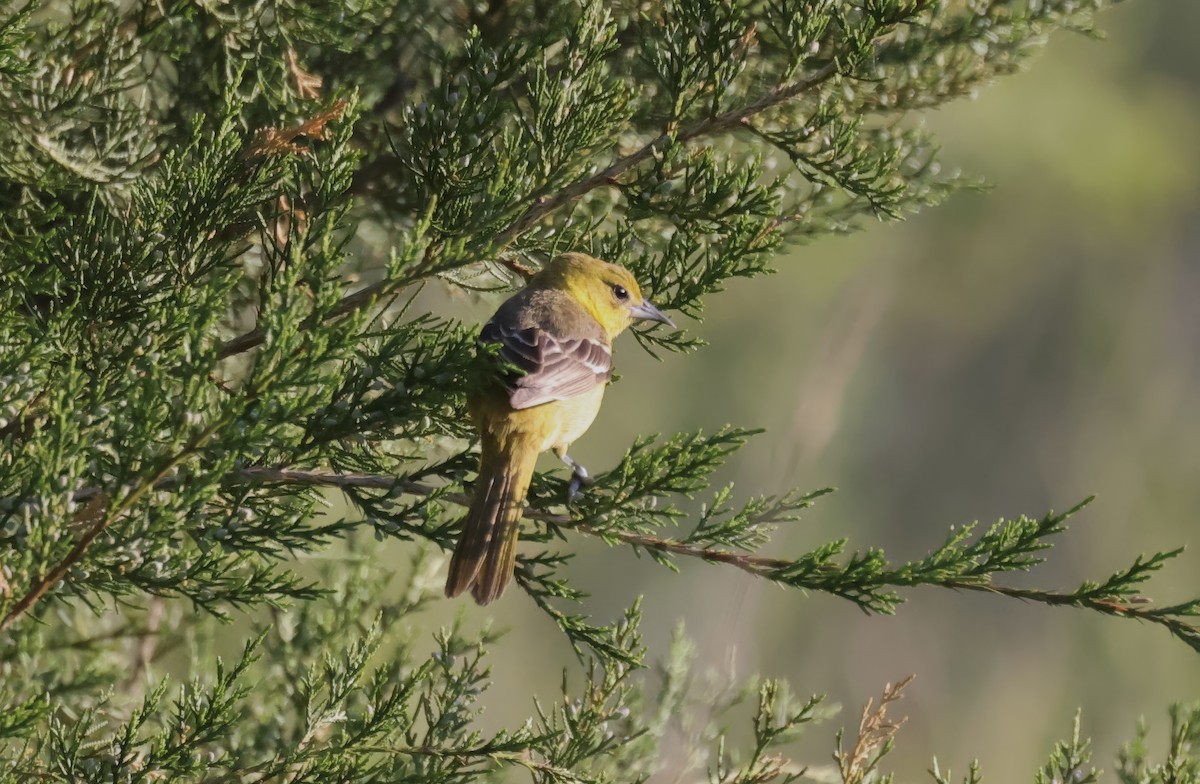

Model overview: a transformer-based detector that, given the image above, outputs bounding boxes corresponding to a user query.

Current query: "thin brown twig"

[126,598,165,688]
[19,459,1194,647]
[53,623,151,650]
[204,741,573,784]
[172,467,1200,644]
[0,389,48,441]
[0,427,221,632]
[220,467,788,568]
[215,242,439,360]
[494,58,842,247]
[356,745,578,778]
[63,469,1176,615]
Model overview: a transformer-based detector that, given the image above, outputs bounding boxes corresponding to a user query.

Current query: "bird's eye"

[612,285,629,301]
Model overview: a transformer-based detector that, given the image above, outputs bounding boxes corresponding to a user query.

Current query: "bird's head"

[535,252,674,339]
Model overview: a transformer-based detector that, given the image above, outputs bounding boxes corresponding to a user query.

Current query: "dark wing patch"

[481,321,540,374]
[481,320,612,410]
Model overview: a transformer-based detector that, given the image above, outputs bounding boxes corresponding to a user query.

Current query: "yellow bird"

[445,252,674,604]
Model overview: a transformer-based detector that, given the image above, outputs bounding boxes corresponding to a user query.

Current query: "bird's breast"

[540,385,606,451]
[469,384,606,454]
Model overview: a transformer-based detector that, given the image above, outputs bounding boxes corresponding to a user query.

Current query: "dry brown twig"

[247,99,349,159]
[286,48,323,100]
[835,675,914,784]
[497,255,537,280]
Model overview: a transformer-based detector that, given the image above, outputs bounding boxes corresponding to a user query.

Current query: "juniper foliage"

[0,0,1195,780]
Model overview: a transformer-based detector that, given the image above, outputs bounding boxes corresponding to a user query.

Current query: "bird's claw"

[566,466,594,505]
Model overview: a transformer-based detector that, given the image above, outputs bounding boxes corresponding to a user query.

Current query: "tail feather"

[470,510,522,605]
[445,441,537,604]
[443,473,501,597]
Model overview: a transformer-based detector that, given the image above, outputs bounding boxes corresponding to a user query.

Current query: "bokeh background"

[397,2,1200,779]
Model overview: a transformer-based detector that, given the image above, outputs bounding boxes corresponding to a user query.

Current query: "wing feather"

[482,320,612,410]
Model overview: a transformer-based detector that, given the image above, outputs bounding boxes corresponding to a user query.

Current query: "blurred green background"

[392,2,1200,779]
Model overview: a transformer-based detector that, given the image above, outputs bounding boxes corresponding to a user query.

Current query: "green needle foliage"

[0,0,1195,780]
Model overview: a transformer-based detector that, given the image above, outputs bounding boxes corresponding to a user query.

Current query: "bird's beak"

[629,300,675,328]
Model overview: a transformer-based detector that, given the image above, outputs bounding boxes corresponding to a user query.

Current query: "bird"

[445,252,674,604]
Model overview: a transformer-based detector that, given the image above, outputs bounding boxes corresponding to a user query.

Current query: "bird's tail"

[445,438,538,604]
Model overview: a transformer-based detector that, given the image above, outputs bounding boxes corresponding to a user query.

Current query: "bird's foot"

[566,464,594,505]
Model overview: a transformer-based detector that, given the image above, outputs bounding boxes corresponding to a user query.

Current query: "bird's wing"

[481,319,612,410]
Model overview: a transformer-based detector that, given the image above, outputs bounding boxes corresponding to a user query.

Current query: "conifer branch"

[0,425,223,631]
[216,242,441,360]
[216,277,392,360]
[215,56,847,359]
[494,58,843,247]
[173,466,1200,654]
